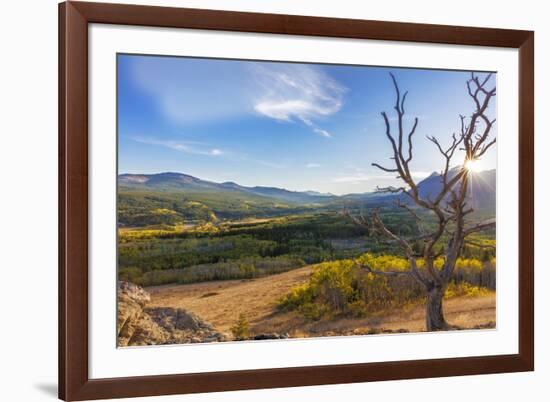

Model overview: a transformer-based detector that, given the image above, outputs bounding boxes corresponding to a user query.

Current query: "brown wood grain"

[58,1,534,400]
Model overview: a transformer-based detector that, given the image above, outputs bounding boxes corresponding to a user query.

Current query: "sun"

[464,159,482,173]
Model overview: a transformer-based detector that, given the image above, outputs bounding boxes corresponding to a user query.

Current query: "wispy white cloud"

[331,174,371,183]
[306,163,321,168]
[331,170,432,183]
[331,173,396,183]
[132,137,224,157]
[128,57,346,138]
[331,168,431,184]
[134,137,289,170]
[313,128,331,138]
[250,64,346,137]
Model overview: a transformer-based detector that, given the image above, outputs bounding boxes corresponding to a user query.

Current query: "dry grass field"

[146,265,496,338]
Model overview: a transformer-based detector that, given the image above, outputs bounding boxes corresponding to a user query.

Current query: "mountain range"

[119,172,337,204]
[119,169,496,210]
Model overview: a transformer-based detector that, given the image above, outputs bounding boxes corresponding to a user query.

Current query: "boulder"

[252,333,289,340]
[117,281,227,346]
[146,307,228,343]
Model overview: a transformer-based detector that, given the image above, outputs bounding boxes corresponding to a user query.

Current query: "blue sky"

[118,54,496,195]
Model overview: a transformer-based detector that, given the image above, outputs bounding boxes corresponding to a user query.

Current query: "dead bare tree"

[347,72,496,331]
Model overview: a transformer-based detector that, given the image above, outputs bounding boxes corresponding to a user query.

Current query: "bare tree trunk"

[426,284,449,331]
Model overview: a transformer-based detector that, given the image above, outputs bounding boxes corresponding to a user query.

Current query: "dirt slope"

[146,266,313,332]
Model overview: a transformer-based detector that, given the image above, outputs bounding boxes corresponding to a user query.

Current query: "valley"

[117,170,497,345]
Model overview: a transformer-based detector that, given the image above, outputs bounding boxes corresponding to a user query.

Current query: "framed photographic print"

[59,1,534,400]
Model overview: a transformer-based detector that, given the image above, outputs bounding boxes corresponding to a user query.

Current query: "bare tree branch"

[375,185,407,194]
[464,220,496,236]
[464,240,496,249]
[371,163,398,173]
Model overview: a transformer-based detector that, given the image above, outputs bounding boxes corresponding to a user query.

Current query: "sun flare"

[465,159,482,173]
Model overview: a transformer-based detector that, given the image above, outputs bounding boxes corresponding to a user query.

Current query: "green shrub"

[230,314,250,340]
[118,266,143,283]
[279,253,496,320]
[133,256,305,287]
[444,282,492,299]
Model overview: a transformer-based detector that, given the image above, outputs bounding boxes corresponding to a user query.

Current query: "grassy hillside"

[118,213,373,286]
[118,187,323,227]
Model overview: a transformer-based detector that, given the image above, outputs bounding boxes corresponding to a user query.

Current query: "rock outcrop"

[145,307,227,344]
[117,281,228,347]
[252,333,290,340]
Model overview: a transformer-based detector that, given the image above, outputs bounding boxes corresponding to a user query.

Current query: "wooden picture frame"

[59,1,534,400]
